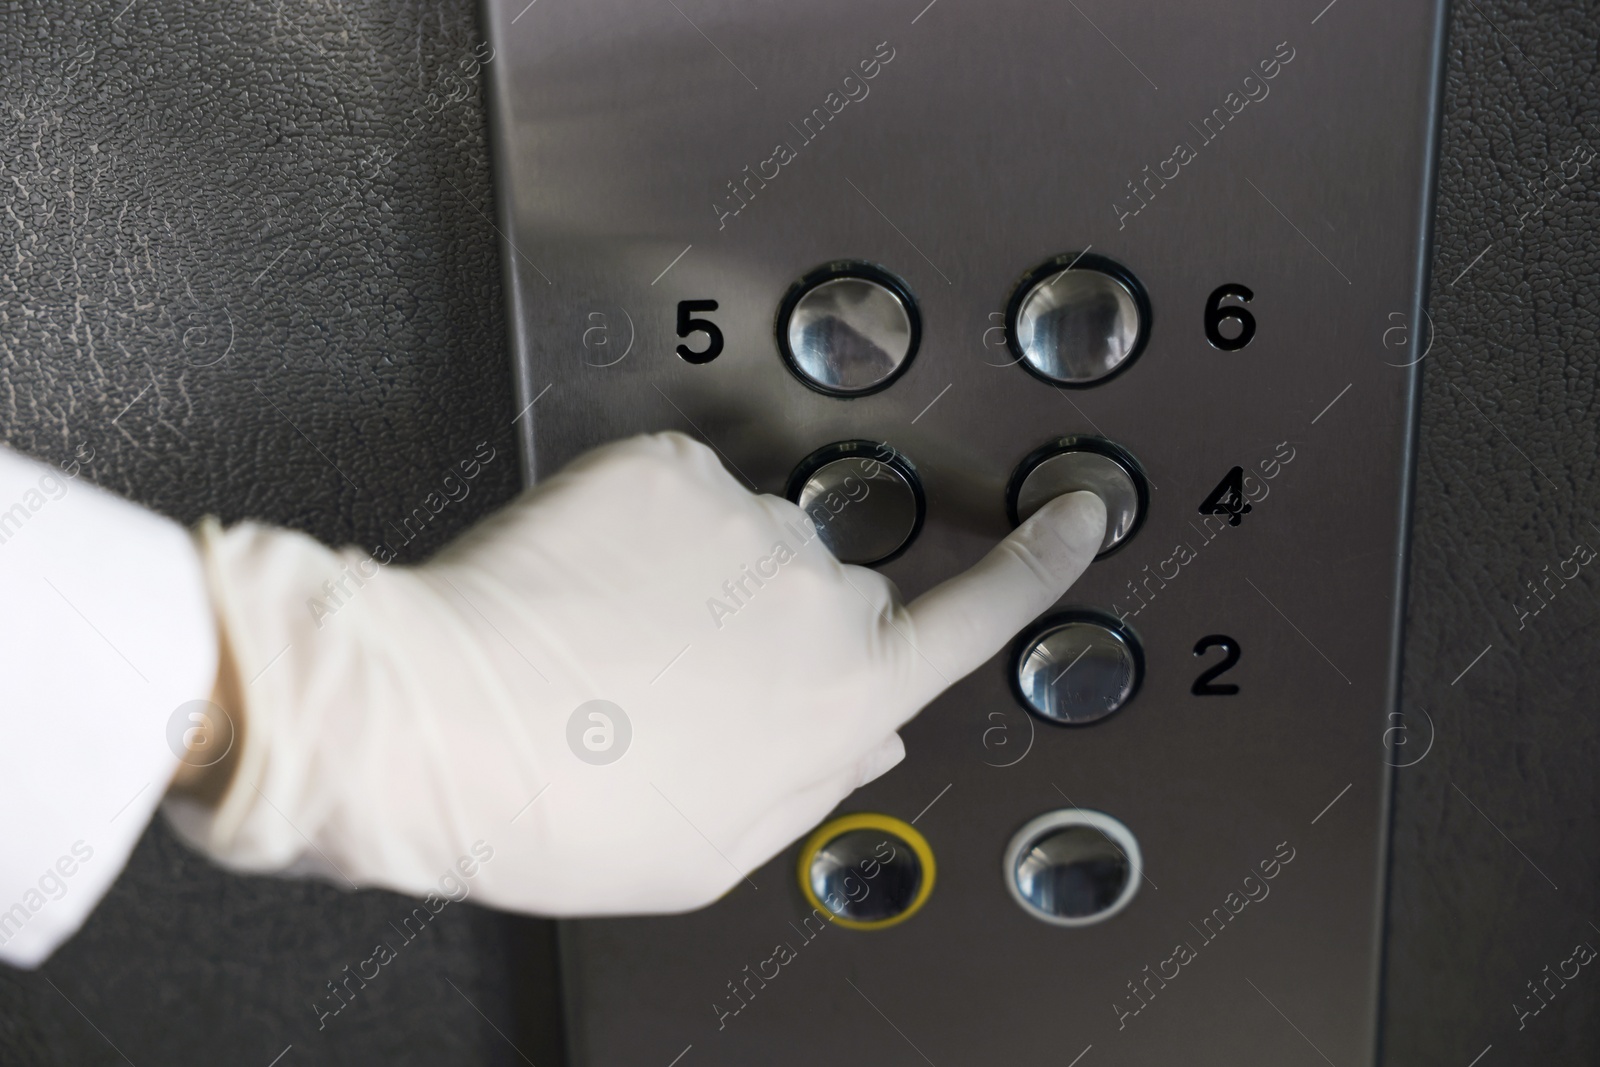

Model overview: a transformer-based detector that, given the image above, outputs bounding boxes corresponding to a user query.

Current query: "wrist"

[167,600,244,806]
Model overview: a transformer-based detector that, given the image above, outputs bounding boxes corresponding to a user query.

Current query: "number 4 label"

[1199,465,1252,526]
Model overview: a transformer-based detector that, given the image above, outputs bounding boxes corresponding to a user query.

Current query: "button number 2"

[1192,635,1241,696]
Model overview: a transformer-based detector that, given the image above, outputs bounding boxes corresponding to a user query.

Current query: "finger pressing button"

[1007,436,1148,557]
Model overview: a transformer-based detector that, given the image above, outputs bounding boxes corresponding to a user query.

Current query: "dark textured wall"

[1,0,1596,1063]
[0,0,561,1063]
[1383,0,1600,1063]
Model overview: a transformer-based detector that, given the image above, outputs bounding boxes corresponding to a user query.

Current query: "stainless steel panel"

[483,1,1443,1062]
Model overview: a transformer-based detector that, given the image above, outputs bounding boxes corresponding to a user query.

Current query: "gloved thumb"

[900,490,1106,711]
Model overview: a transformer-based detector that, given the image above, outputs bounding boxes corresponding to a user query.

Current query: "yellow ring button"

[796,813,935,930]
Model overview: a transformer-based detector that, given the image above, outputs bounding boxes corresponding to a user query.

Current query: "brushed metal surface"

[483,1,1442,1063]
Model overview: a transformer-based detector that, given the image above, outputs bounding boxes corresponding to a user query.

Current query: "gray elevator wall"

[0,1,1593,1066]
[1382,0,1600,1062]
[0,1,560,1064]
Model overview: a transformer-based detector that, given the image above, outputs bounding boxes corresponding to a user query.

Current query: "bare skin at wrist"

[167,627,244,806]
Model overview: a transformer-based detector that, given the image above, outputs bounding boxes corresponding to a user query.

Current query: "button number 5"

[675,300,724,364]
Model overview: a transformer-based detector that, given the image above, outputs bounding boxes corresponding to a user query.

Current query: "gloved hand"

[165,431,1106,914]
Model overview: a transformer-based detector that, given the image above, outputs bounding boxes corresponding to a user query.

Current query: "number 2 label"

[1192,635,1241,696]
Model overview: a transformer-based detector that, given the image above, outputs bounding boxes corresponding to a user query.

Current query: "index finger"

[898,490,1106,711]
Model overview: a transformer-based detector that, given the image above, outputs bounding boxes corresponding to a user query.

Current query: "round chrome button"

[798,814,936,929]
[1007,436,1148,557]
[1004,253,1150,386]
[777,263,920,396]
[1012,612,1142,726]
[1004,809,1142,926]
[786,441,924,566]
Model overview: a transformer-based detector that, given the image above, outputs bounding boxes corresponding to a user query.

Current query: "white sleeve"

[0,446,217,968]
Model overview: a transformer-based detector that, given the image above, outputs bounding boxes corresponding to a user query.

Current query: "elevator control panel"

[486,2,1443,1063]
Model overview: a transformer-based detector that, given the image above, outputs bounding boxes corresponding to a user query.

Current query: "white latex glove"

[165,431,1106,915]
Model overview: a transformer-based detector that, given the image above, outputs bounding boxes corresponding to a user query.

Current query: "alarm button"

[1012,613,1143,726]
[787,442,924,566]
[777,263,919,396]
[1007,437,1147,557]
[1005,253,1150,386]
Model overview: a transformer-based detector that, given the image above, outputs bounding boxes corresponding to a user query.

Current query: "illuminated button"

[786,441,924,566]
[798,813,935,929]
[1007,436,1147,558]
[1004,809,1142,926]
[1012,612,1142,726]
[1005,253,1150,386]
[777,263,919,395]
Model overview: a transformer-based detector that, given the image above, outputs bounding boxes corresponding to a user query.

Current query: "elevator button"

[786,441,924,566]
[1004,809,1142,926]
[798,813,935,929]
[1013,612,1142,725]
[1007,436,1147,557]
[1005,253,1150,386]
[777,263,920,396]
